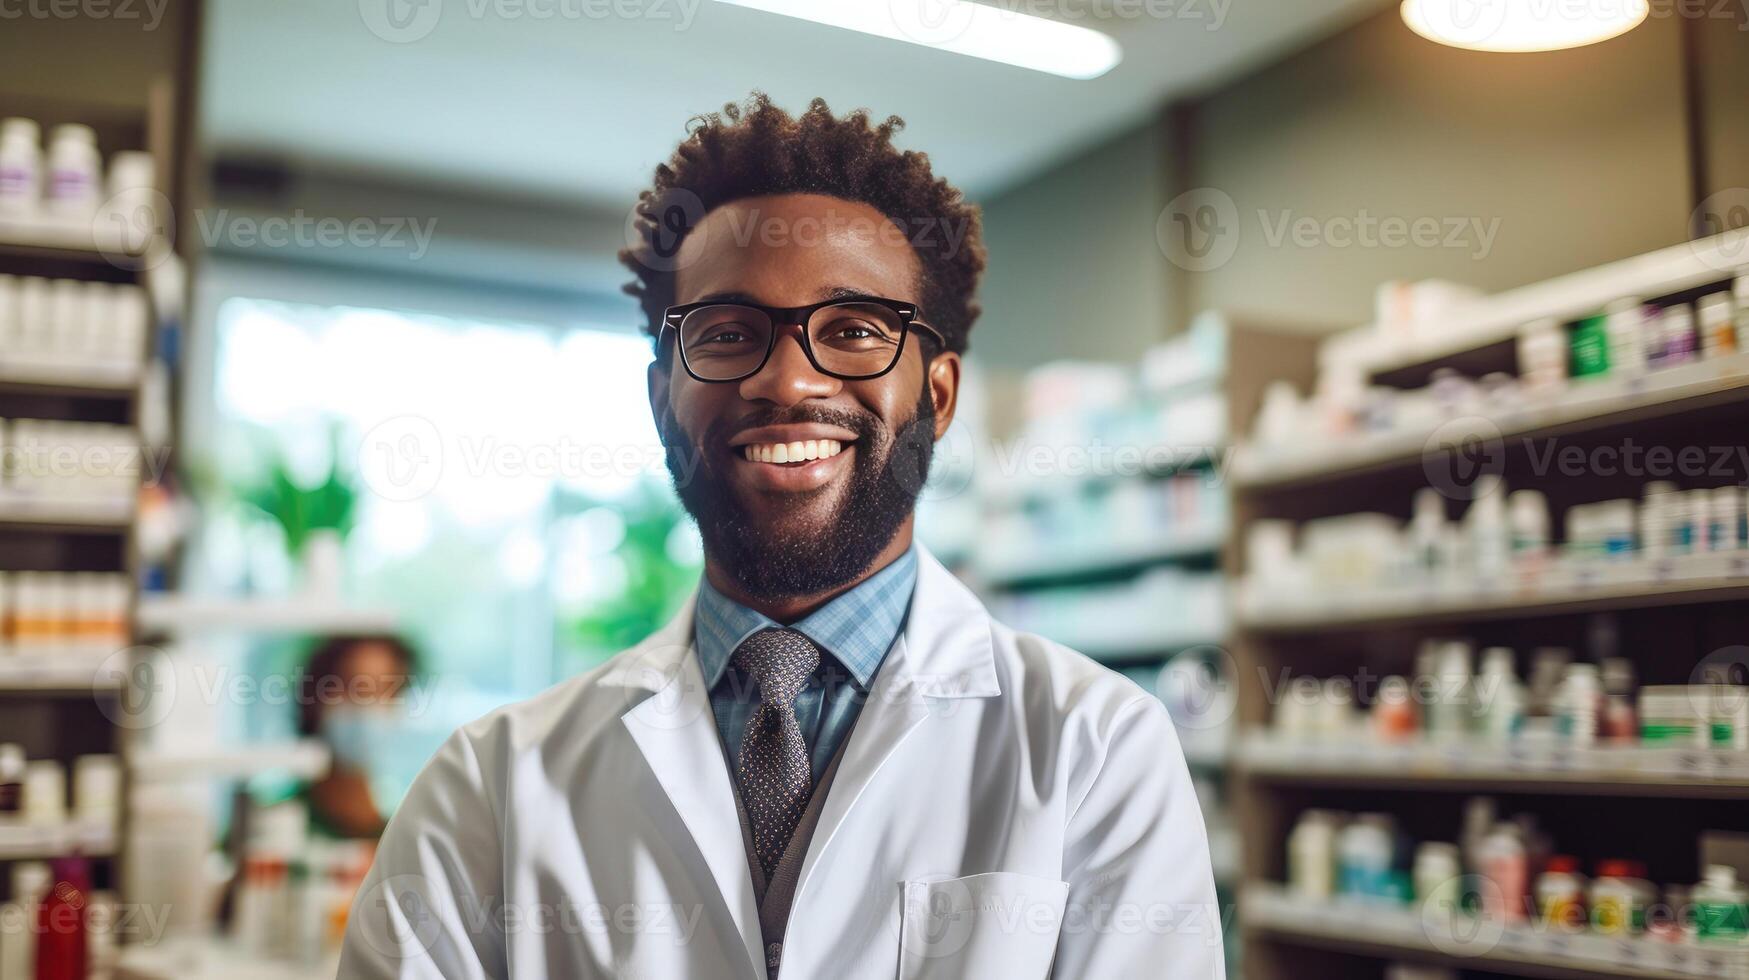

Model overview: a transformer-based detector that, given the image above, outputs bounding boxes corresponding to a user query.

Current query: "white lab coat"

[339,548,1225,979]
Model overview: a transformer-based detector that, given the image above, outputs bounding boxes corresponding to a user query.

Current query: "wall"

[974,123,1175,370]
[1181,6,1695,329]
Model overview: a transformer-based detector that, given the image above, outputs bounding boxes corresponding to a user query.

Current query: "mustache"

[704,404,885,448]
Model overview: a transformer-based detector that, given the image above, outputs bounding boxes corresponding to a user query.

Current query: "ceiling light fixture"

[1400,0,1649,52]
[712,0,1122,80]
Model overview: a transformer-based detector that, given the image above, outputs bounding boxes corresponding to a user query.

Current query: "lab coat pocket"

[898,872,1069,980]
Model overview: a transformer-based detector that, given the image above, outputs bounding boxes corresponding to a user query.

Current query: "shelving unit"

[1243,884,1749,980]
[1228,229,1749,980]
[0,61,196,980]
[136,594,400,637]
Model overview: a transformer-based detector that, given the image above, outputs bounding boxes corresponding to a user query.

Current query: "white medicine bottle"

[45,123,102,215]
[0,117,42,213]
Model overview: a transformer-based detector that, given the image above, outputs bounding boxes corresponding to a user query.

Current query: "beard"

[659,384,936,600]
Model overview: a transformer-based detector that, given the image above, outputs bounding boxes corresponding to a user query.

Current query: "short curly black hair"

[620,93,986,355]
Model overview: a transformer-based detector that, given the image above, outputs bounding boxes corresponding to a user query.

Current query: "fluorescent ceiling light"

[712,0,1122,80]
[1400,0,1648,52]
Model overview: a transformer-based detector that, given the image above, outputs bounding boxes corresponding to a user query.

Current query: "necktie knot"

[732,628,821,707]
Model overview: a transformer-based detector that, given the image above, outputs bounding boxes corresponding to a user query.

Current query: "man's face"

[648,193,960,599]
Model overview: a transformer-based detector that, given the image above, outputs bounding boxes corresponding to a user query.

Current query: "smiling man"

[340,94,1224,980]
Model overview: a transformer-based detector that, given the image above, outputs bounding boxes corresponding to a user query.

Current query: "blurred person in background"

[342,94,1222,979]
[295,634,419,839]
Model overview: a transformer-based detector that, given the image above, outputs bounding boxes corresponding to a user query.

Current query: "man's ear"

[926,350,961,440]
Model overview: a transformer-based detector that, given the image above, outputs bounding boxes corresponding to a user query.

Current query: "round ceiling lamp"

[1401,0,1650,52]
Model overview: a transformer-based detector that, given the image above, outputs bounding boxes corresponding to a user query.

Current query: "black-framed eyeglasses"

[659,295,947,383]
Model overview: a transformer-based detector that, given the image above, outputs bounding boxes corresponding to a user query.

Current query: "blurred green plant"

[559,483,700,664]
[236,424,359,557]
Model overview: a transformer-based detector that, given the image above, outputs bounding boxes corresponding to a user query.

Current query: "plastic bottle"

[1414,842,1463,915]
[1558,663,1602,745]
[1338,813,1399,903]
[1536,855,1587,931]
[1640,304,1669,368]
[1373,675,1418,741]
[1712,486,1744,552]
[0,119,41,213]
[1429,640,1475,738]
[1666,490,1695,557]
[1590,859,1654,935]
[0,745,23,816]
[1288,810,1340,899]
[1507,490,1550,568]
[1736,274,1749,352]
[1569,313,1610,379]
[1517,318,1567,396]
[1603,299,1647,378]
[1662,305,1698,366]
[1694,865,1749,943]
[1600,658,1638,742]
[1699,292,1738,359]
[1642,481,1678,560]
[1468,479,1511,583]
[1461,796,1498,873]
[1478,822,1529,922]
[1476,647,1524,738]
[43,125,100,216]
[33,856,89,980]
[22,762,64,826]
[1410,488,1447,583]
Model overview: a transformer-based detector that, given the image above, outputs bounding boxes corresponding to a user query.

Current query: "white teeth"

[742,439,846,463]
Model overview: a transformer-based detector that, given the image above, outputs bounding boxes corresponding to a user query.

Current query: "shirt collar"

[693,547,918,690]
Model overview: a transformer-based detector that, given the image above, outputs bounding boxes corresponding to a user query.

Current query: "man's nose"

[737,325,840,406]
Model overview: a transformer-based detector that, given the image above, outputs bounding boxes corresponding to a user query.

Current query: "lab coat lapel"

[789,548,1002,912]
[617,596,765,980]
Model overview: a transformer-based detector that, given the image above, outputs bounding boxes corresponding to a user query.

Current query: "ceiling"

[202,0,1386,210]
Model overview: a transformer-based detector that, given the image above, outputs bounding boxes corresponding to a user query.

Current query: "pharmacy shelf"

[0,492,135,530]
[0,357,141,395]
[1237,734,1749,798]
[0,212,145,261]
[980,443,1229,505]
[1243,883,1749,980]
[129,740,331,782]
[116,941,338,980]
[1055,626,1227,664]
[1330,228,1749,378]
[1240,561,1749,633]
[1233,352,1749,490]
[0,654,119,692]
[0,820,116,860]
[975,524,1226,587]
[137,595,399,636]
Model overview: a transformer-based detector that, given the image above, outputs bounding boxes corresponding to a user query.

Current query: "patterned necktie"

[732,627,822,880]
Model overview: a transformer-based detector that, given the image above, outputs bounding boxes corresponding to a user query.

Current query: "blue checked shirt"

[694,548,918,783]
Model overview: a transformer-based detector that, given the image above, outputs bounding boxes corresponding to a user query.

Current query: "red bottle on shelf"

[33,856,89,980]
